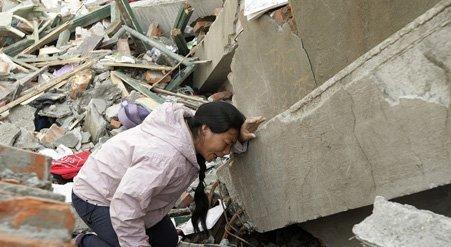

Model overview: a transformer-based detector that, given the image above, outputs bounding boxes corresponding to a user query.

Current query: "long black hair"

[186,101,245,232]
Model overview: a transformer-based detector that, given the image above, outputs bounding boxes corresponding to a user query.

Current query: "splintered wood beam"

[0,60,95,114]
[114,0,149,53]
[165,64,196,91]
[112,71,164,103]
[101,62,172,71]
[124,25,193,66]
[19,21,72,55]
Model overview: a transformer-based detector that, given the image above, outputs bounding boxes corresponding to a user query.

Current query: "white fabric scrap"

[178,200,224,235]
[52,182,74,203]
[39,144,74,160]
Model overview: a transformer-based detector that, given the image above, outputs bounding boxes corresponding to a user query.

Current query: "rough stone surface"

[89,98,108,114]
[39,102,72,118]
[0,182,64,202]
[0,196,75,246]
[301,184,451,247]
[192,0,239,92]
[289,0,441,84]
[54,131,79,149]
[218,1,451,232]
[7,105,36,131]
[105,103,120,121]
[83,101,107,143]
[39,124,66,148]
[231,14,316,119]
[0,144,50,182]
[353,196,451,246]
[0,122,20,146]
[14,128,42,150]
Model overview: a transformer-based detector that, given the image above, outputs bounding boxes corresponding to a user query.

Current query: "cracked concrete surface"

[231,14,316,119]
[289,0,441,85]
[218,0,451,232]
[353,196,451,247]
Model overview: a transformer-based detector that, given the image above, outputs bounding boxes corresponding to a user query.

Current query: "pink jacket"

[73,102,199,247]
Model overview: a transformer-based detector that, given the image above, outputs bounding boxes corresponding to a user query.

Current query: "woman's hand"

[239,116,266,143]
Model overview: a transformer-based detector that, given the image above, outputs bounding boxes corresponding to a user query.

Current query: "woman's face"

[197,125,239,162]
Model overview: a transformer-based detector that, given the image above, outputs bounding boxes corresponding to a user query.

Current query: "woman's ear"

[200,124,211,138]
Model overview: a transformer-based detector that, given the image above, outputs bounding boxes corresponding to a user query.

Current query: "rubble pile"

[0,0,267,246]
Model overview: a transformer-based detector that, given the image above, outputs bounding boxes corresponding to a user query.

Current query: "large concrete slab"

[192,0,239,93]
[230,14,316,119]
[301,184,451,247]
[289,0,441,84]
[218,0,451,232]
[353,196,451,246]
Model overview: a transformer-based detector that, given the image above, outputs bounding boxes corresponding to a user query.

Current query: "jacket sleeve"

[110,155,174,247]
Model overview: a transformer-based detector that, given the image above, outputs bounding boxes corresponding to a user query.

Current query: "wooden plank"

[150,86,207,104]
[110,71,129,97]
[70,5,111,31]
[11,66,48,100]
[72,35,103,56]
[112,71,164,103]
[2,38,34,56]
[114,0,148,53]
[31,57,86,67]
[56,30,71,48]
[19,21,73,55]
[0,60,94,114]
[11,58,39,71]
[124,26,192,66]
[101,26,126,48]
[165,64,196,91]
[171,28,189,56]
[101,62,172,71]
[174,2,193,32]
[15,66,48,86]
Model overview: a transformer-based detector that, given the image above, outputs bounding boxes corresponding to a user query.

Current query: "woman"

[72,101,265,247]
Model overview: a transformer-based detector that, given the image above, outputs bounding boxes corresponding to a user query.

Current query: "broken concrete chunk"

[218,2,451,232]
[353,196,451,247]
[38,102,72,119]
[89,98,108,114]
[69,69,94,99]
[7,105,36,131]
[0,122,20,146]
[95,71,110,83]
[91,81,122,104]
[81,131,91,144]
[0,181,64,202]
[0,144,51,182]
[14,128,41,150]
[105,103,120,121]
[54,131,79,149]
[83,101,107,143]
[38,124,65,148]
[0,197,75,246]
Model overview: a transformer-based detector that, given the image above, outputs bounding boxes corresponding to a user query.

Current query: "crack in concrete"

[345,89,377,190]
[299,38,318,87]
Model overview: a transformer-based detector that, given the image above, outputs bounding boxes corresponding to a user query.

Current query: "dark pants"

[72,192,178,247]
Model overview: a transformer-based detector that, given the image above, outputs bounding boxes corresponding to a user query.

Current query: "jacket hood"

[140,102,199,169]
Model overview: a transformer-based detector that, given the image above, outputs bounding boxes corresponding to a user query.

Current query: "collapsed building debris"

[353,196,451,247]
[1,0,450,246]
